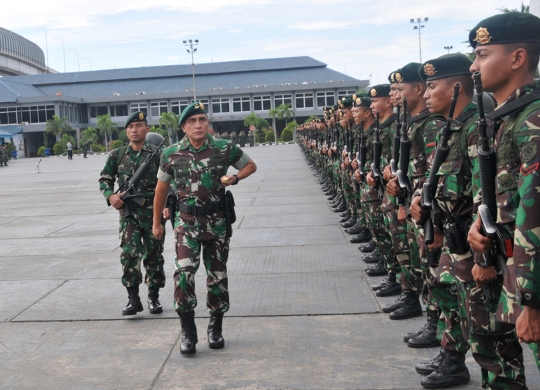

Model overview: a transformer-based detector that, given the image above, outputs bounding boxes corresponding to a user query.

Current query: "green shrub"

[118,130,128,143]
[37,146,45,157]
[53,143,65,155]
[265,131,275,143]
[281,129,293,142]
[111,140,124,149]
[92,143,106,152]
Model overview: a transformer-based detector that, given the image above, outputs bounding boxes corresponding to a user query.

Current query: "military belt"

[178,201,224,216]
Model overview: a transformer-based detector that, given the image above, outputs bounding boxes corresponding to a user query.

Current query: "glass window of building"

[212,98,230,113]
[171,100,189,115]
[18,105,55,124]
[90,106,108,118]
[233,97,250,112]
[317,91,335,107]
[111,105,128,117]
[150,101,168,117]
[253,95,271,111]
[0,107,18,124]
[274,94,292,107]
[295,93,314,109]
[130,103,148,114]
[337,90,356,99]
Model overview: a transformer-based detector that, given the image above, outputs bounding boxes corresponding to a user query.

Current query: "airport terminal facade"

[0,28,366,158]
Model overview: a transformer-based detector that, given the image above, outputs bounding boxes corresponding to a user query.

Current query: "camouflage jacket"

[361,123,379,202]
[157,134,250,238]
[99,142,160,218]
[379,114,397,168]
[382,116,401,211]
[489,83,540,310]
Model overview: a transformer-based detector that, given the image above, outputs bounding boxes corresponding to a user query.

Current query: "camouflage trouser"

[341,171,355,213]
[119,214,166,289]
[412,223,439,311]
[366,199,394,268]
[530,343,540,372]
[457,278,526,390]
[174,232,230,314]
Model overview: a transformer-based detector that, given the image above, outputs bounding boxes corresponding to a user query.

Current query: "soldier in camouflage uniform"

[153,102,257,355]
[468,12,540,381]
[230,131,237,145]
[99,111,166,316]
[221,131,229,141]
[0,143,8,166]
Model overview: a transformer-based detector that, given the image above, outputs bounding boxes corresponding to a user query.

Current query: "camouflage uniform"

[157,134,250,314]
[99,142,166,289]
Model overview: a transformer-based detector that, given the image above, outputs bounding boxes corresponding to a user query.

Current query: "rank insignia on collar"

[424,63,437,76]
[395,73,403,83]
[139,112,145,120]
[474,27,492,45]
[370,89,377,97]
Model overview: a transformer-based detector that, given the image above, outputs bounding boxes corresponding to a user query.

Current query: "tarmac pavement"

[0,145,538,389]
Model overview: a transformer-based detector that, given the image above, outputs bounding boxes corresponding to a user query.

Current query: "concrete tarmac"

[0,145,538,389]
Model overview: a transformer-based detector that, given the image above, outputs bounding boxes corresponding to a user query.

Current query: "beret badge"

[424,63,437,77]
[370,89,377,97]
[352,94,357,100]
[194,102,205,110]
[474,27,492,45]
[139,112,145,120]
[356,97,362,105]
[395,73,403,83]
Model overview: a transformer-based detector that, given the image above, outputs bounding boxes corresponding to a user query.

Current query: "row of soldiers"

[0,143,10,166]
[214,130,255,147]
[299,12,540,390]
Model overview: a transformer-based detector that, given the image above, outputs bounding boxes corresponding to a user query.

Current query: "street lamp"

[69,49,80,72]
[410,17,429,63]
[34,27,49,70]
[444,46,453,54]
[82,58,92,71]
[183,39,199,101]
[53,38,66,72]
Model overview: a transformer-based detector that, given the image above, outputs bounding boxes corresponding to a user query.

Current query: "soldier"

[238,130,246,147]
[221,131,230,141]
[152,102,257,355]
[0,143,6,166]
[83,140,90,158]
[467,12,540,377]
[230,131,238,145]
[99,111,166,316]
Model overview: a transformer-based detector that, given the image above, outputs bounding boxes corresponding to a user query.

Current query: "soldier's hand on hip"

[109,193,124,210]
[410,196,426,223]
[467,217,494,253]
[153,224,165,240]
[516,306,540,343]
[472,263,497,287]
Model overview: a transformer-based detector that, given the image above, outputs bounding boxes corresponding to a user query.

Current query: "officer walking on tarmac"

[99,111,167,316]
[152,102,257,355]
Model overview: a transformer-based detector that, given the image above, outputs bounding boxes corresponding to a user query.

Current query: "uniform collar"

[496,82,540,110]
[178,133,215,151]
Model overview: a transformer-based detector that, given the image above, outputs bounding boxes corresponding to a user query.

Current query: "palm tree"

[80,127,99,145]
[97,114,119,152]
[158,112,179,143]
[278,103,294,126]
[45,115,73,141]
[499,3,529,13]
[243,113,259,128]
[268,107,279,145]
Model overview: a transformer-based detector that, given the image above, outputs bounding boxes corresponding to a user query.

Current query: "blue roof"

[0,125,22,135]
[0,56,360,103]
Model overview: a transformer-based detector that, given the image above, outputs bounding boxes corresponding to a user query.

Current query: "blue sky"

[4,0,527,83]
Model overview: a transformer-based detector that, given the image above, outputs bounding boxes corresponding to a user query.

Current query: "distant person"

[67,141,73,159]
[83,140,90,158]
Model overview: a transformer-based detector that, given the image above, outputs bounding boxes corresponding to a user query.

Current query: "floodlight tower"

[183,39,199,101]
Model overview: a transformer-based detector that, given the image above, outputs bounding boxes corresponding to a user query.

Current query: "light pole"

[82,58,92,71]
[410,17,428,63]
[183,39,199,101]
[53,38,66,72]
[34,27,49,69]
[69,49,80,72]
[444,46,453,54]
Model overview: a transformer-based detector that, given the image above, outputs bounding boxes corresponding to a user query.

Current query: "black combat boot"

[147,287,163,314]
[389,291,423,320]
[415,347,446,375]
[207,312,225,349]
[341,217,357,228]
[349,229,372,243]
[363,249,382,264]
[339,211,351,223]
[376,272,401,297]
[372,276,388,291]
[404,308,438,342]
[179,311,198,354]
[420,350,470,389]
[359,240,377,253]
[365,259,387,276]
[332,203,346,212]
[340,210,350,218]
[407,309,439,348]
[382,291,407,313]
[345,223,363,234]
[327,193,338,201]
[123,286,143,315]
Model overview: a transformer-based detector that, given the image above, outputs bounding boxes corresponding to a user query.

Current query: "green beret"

[388,70,400,84]
[395,63,423,83]
[369,84,391,98]
[353,95,371,108]
[419,53,472,82]
[178,101,207,126]
[469,12,540,49]
[338,95,353,109]
[125,111,147,128]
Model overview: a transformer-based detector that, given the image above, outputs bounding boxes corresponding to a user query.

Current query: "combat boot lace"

[388,291,422,319]
[207,312,225,349]
[407,308,440,348]
[179,311,198,355]
[123,286,143,316]
[147,287,163,314]
[376,272,402,297]
[415,347,446,375]
[420,350,470,389]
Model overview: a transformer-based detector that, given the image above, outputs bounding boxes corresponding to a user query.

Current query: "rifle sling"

[487,93,540,122]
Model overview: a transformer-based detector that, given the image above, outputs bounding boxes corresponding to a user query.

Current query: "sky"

[3,0,528,83]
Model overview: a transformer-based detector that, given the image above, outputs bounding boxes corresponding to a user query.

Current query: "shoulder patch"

[425,129,438,143]
[521,141,538,163]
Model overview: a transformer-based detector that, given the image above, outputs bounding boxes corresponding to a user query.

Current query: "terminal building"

[0,28,366,158]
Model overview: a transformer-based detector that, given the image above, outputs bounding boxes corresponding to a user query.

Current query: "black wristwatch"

[232,174,240,185]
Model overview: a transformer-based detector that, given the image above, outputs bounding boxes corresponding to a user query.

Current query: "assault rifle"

[371,111,385,198]
[116,136,167,218]
[390,104,402,176]
[396,98,412,207]
[473,72,513,299]
[421,83,460,249]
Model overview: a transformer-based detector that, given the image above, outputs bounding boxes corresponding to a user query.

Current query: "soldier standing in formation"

[0,143,9,166]
[299,11,540,389]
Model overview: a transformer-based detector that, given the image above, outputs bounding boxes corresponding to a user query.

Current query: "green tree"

[277,103,294,126]
[268,107,279,142]
[244,113,260,129]
[96,114,118,152]
[265,131,275,143]
[59,133,76,150]
[498,2,529,13]
[118,130,128,143]
[158,112,179,143]
[81,127,99,145]
[45,115,73,142]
